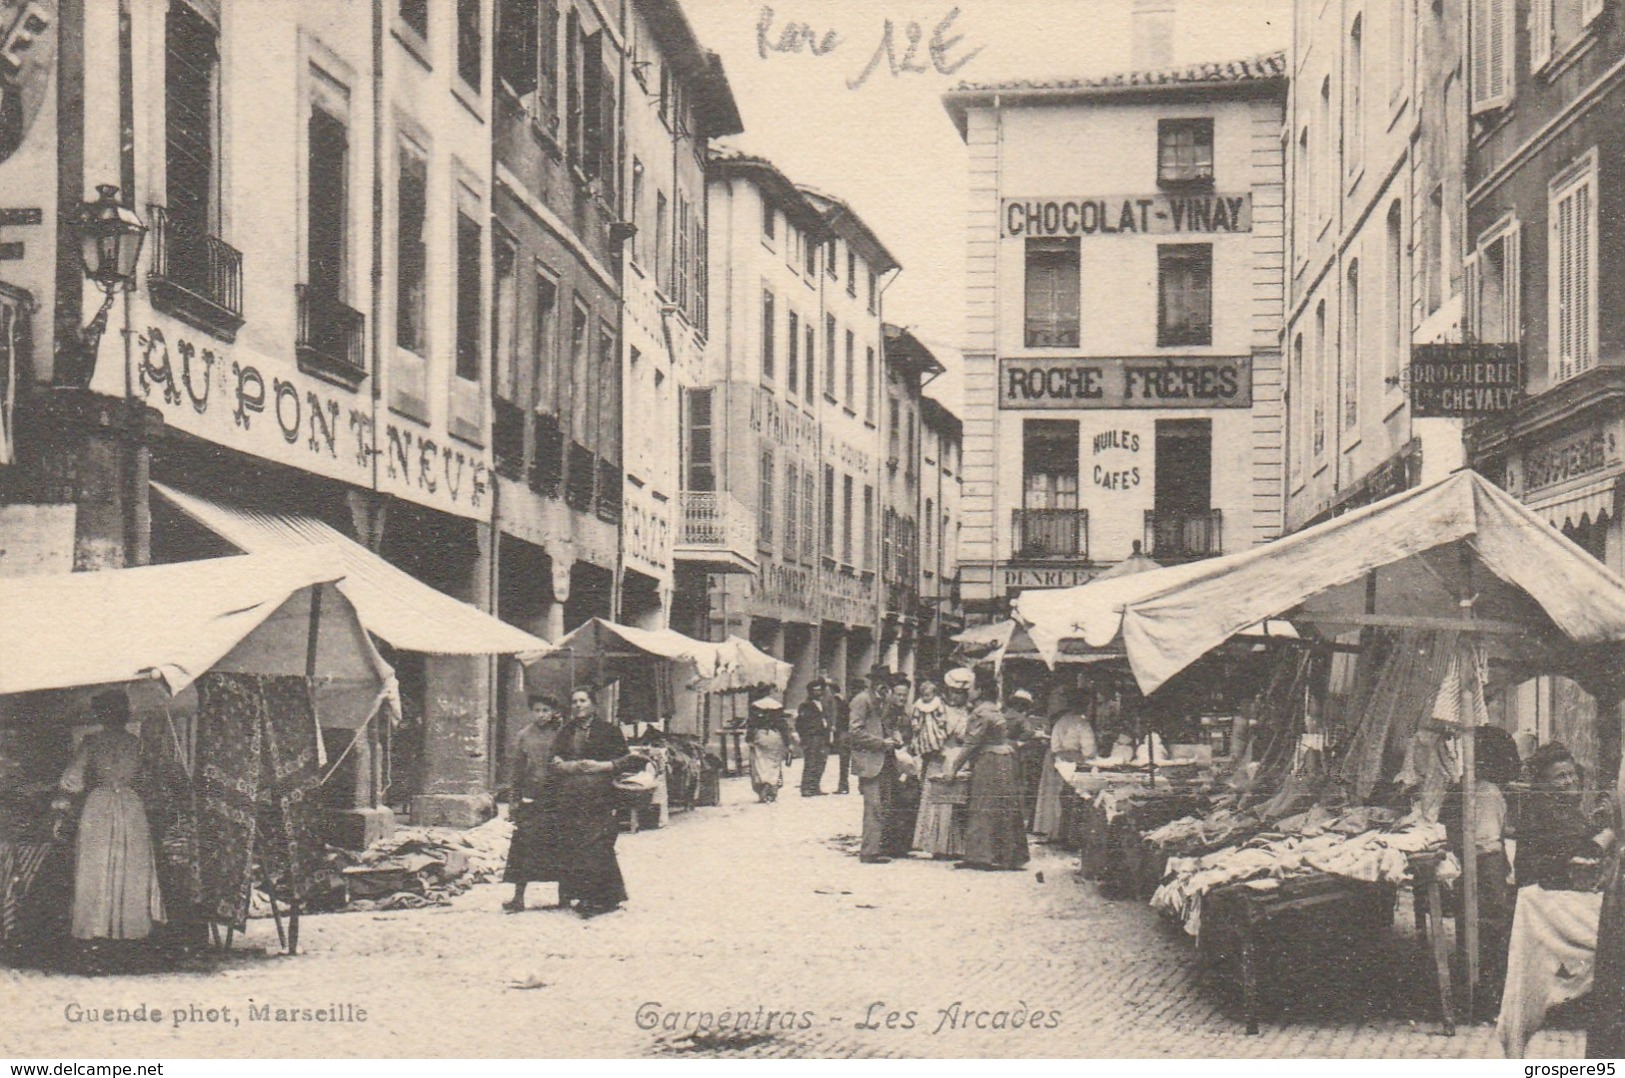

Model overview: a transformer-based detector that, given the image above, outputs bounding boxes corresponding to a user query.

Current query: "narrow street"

[2,769,1583,1059]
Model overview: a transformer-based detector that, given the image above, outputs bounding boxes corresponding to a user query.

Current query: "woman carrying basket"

[914,671,972,859]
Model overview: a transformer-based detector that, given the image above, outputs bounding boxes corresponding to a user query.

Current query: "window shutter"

[1530,0,1552,72]
[1463,251,1480,343]
[1504,224,1521,346]
[1472,0,1513,112]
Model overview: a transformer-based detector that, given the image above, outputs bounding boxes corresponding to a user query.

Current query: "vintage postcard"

[1,0,1623,1063]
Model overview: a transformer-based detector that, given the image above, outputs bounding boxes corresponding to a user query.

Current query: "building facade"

[878,323,945,678]
[918,393,964,677]
[943,48,1288,618]
[1282,0,1468,531]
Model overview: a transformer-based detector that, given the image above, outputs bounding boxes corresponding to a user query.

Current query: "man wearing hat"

[502,694,566,912]
[795,680,834,796]
[846,674,903,862]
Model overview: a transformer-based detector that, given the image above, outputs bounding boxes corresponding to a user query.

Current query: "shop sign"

[748,385,819,459]
[1001,566,1094,591]
[622,487,673,577]
[748,559,818,619]
[1408,344,1522,417]
[1002,194,1252,238]
[822,431,876,477]
[1523,425,1621,493]
[999,356,1252,410]
[819,564,877,626]
[129,323,490,518]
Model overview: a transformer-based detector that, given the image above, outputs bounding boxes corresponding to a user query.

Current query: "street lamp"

[64,184,146,388]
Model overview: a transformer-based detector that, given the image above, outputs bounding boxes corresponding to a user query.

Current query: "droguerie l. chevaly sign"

[1003,194,1253,237]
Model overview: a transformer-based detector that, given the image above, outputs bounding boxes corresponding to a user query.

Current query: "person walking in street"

[502,694,566,912]
[883,679,922,858]
[835,680,859,794]
[848,675,902,863]
[551,688,645,918]
[796,680,834,796]
[1032,690,1095,847]
[913,673,970,859]
[746,697,795,803]
[950,674,1030,872]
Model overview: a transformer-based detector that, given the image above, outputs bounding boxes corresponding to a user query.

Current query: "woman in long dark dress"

[502,694,565,912]
[551,688,643,918]
[949,678,1029,871]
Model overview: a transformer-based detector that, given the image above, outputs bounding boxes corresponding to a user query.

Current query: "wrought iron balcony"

[1144,508,1223,561]
[295,284,366,387]
[675,490,757,574]
[1011,508,1089,561]
[147,203,244,340]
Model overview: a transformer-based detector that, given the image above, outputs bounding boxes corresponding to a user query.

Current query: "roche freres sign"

[998,356,1253,410]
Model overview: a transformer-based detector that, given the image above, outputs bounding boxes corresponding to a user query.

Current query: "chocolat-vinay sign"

[1003,194,1253,237]
[999,356,1253,410]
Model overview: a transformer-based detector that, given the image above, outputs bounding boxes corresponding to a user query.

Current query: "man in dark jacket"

[796,680,834,796]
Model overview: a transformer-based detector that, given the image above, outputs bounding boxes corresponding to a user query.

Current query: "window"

[164,4,220,294]
[655,192,668,292]
[804,321,816,401]
[865,347,876,421]
[805,231,818,277]
[684,387,715,492]
[1297,128,1311,242]
[1467,218,1521,346]
[1347,15,1363,176]
[1550,152,1597,383]
[400,0,428,40]
[597,320,619,469]
[533,270,559,414]
[565,12,583,170]
[786,225,798,271]
[1470,0,1514,112]
[1385,200,1404,389]
[761,290,776,382]
[762,199,775,241]
[1157,245,1212,346]
[842,475,855,565]
[847,248,857,295]
[1313,300,1327,458]
[825,316,837,398]
[395,139,429,355]
[923,498,934,565]
[629,160,643,264]
[1388,0,1406,105]
[889,398,901,462]
[867,269,877,313]
[495,0,536,98]
[571,298,591,444]
[307,80,349,304]
[1020,420,1081,558]
[802,471,816,565]
[456,0,481,89]
[1317,78,1331,221]
[1157,118,1214,186]
[455,209,482,382]
[758,448,775,552]
[1344,261,1360,431]
[493,230,520,403]
[844,330,856,405]
[696,220,710,334]
[538,0,559,124]
[822,465,836,554]
[786,311,800,395]
[581,34,616,194]
[862,485,874,571]
[827,239,838,279]
[1024,238,1081,347]
[1290,333,1305,483]
[675,195,689,309]
[785,463,799,562]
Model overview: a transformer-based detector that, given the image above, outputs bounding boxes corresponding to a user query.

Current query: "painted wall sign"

[1523,425,1621,493]
[747,559,819,621]
[999,356,1252,409]
[1001,566,1094,591]
[818,563,877,626]
[622,487,674,576]
[1409,344,1522,417]
[1002,194,1252,238]
[131,323,490,518]
[748,384,820,459]
[0,207,40,225]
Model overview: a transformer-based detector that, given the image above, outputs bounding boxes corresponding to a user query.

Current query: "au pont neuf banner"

[1408,343,1523,418]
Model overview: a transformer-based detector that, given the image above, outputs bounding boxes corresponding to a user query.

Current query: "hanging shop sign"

[1002,194,1252,238]
[1408,344,1522,417]
[998,356,1252,410]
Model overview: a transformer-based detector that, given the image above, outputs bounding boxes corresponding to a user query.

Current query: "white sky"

[684,0,1292,411]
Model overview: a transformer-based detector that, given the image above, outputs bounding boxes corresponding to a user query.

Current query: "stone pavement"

[0,764,1586,1058]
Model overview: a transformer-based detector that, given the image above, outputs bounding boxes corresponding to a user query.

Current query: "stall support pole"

[288,588,324,957]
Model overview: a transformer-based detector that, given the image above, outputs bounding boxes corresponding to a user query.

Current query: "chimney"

[1131,0,1175,70]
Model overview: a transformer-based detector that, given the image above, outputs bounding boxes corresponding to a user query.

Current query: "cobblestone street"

[1,768,1584,1058]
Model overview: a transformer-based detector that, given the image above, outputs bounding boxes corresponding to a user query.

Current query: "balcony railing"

[295,284,366,386]
[1144,508,1223,561]
[147,203,244,339]
[1011,508,1089,560]
[676,490,756,572]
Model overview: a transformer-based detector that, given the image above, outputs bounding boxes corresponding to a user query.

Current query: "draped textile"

[1497,886,1602,1058]
[0,841,52,941]
[1336,631,1455,803]
[258,676,323,903]
[195,674,265,927]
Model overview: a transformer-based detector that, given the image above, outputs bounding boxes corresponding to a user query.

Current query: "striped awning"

[1527,476,1619,531]
[152,482,550,657]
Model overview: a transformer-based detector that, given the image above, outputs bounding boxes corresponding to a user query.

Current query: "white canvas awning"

[1115,470,1625,693]
[1525,475,1619,531]
[152,481,549,657]
[0,548,393,706]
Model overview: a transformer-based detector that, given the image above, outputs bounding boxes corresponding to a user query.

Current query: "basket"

[612,766,658,811]
[927,775,971,806]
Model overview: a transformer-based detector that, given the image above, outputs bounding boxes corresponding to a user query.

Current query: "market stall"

[1086,470,1625,1036]
[0,548,397,961]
